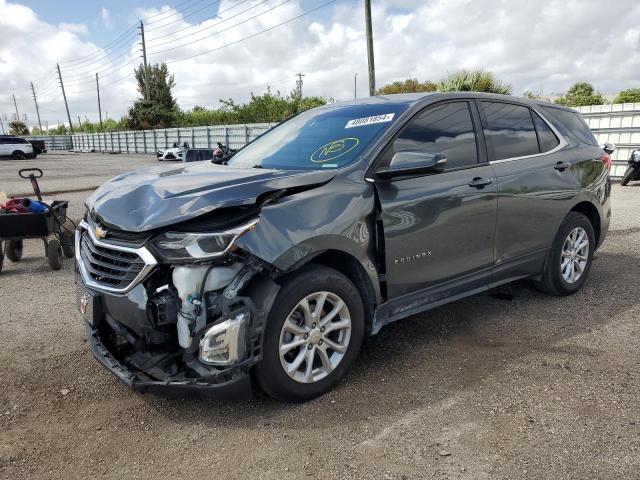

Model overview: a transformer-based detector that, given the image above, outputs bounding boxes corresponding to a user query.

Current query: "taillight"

[601,153,612,171]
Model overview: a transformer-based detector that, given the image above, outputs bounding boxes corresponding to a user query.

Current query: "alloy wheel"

[561,226,589,284]
[278,291,351,384]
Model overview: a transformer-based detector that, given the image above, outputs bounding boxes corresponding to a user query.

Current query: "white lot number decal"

[345,113,395,129]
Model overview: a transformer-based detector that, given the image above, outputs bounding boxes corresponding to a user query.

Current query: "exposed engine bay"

[77,215,280,391]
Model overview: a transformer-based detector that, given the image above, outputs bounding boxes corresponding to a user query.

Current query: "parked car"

[75,92,611,402]
[157,142,188,161]
[0,136,36,159]
[28,139,47,154]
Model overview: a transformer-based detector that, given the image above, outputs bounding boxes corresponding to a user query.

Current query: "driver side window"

[389,101,479,171]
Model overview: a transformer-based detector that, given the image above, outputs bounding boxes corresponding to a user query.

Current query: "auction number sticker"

[345,113,395,129]
[310,138,360,163]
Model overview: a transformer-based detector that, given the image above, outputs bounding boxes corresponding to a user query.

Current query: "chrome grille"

[76,220,157,294]
[80,231,145,288]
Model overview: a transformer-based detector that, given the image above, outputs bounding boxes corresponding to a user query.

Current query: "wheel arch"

[569,201,601,246]
[279,249,379,335]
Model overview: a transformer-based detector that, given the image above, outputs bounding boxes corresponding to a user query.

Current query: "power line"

[146,0,221,30]
[155,0,338,62]
[148,0,291,55]
[59,24,138,66]
[145,0,202,20]
[144,0,207,26]
[147,0,253,44]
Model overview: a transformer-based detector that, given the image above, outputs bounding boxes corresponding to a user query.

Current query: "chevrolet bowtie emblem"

[95,226,108,239]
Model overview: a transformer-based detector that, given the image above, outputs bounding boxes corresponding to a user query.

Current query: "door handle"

[554,162,570,171]
[468,177,493,188]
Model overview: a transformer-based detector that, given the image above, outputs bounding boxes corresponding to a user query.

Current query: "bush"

[437,70,511,94]
[554,83,604,107]
[613,88,640,104]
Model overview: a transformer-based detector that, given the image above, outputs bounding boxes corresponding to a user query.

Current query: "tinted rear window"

[481,102,539,160]
[541,107,598,146]
[532,111,560,152]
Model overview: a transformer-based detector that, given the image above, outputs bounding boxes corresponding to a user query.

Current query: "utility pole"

[354,73,358,99]
[30,82,43,132]
[12,94,20,122]
[96,73,103,128]
[78,115,82,130]
[56,63,74,134]
[139,21,150,100]
[364,0,376,96]
[0,117,5,134]
[295,72,305,99]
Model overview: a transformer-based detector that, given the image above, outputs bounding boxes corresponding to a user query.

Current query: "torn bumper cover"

[77,275,279,396]
[83,320,252,396]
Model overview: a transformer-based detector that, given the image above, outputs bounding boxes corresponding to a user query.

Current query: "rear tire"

[0,241,4,273]
[5,239,23,262]
[47,239,63,270]
[620,166,635,186]
[254,265,365,402]
[535,212,595,296]
[11,150,26,160]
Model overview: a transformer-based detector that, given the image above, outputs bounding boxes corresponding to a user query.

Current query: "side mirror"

[376,151,447,179]
[601,142,615,155]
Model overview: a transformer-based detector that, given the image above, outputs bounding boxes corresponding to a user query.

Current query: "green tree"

[437,69,511,94]
[9,120,29,135]
[126,62,178,129]
[523,90,550,101]
[554,82,604,107]
[376,78,437,95]
[613,88,640,104]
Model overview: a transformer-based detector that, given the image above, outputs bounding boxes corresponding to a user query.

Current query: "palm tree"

[437,69,512,95]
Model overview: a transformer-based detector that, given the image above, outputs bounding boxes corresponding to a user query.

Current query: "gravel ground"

[1,155,639,479]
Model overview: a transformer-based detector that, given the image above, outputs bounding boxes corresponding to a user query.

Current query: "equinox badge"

[394,251,432,264]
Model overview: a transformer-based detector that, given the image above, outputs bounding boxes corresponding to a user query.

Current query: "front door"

[374,101,497,298]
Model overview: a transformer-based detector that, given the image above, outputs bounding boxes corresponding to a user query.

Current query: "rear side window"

[392,101,478,170]
[532,111,560,152]
[541,107,598,146]
[481,102,539,160]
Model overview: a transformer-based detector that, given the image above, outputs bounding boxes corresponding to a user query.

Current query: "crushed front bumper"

[83,320,252,398]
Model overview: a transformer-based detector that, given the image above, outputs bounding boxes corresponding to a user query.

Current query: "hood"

[86,162,336,232]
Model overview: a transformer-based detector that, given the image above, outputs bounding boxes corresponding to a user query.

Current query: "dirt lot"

[1,153,639,479]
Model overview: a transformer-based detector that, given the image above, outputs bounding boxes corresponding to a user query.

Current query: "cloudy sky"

[1,0,639,129]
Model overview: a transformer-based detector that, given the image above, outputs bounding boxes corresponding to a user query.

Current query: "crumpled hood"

[86,162,336,232]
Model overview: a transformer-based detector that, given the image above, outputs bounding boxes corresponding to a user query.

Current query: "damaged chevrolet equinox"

[76,92,611,401]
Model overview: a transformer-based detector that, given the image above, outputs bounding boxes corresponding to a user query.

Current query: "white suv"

[0,136,35,159]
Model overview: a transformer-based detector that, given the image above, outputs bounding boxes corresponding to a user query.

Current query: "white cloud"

[59,22,88,35]
[1,0,640,130]
[100,7,112,28]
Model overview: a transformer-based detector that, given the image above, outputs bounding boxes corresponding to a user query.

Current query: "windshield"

[227,103,407,170]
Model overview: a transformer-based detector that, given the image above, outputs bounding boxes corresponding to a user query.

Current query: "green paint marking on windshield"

[310,138,360,163]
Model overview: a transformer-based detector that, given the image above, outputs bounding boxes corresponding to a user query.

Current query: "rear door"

[375,100,497,298]
[477,100,579,276]
[0,137,8,156]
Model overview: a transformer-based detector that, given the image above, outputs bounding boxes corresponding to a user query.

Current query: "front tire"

[254,265,365,402]
[535,212,595,296]
[620,166,636,186]
[11,150,26,160]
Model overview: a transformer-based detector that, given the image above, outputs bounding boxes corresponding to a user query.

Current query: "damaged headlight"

[199,313,249,366]
[150,219,258,261]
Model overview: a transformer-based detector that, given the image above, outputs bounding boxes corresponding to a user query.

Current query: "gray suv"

[76,93,611,401]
